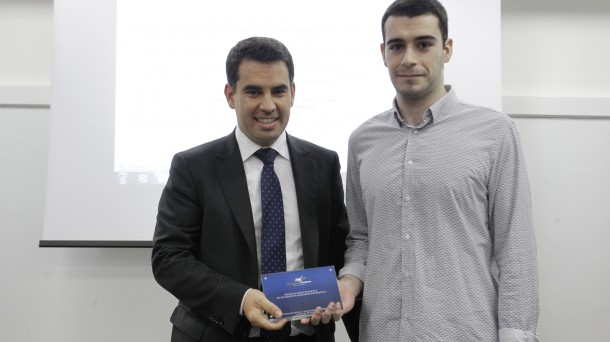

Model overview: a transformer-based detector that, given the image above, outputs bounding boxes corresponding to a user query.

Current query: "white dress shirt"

[235,127,304,275]
[235,127,313,336]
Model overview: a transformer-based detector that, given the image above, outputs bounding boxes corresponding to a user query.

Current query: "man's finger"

[321,303,334,324]
[310,306,323,326]
[333,302,343,321]
[243,289,288,330]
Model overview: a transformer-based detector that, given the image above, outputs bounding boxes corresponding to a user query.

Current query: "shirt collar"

[429,85,457,123]
[235,126,290,162]
[392,85,457,128]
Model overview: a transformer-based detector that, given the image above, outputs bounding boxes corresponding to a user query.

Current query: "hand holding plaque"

[261,266,342,321]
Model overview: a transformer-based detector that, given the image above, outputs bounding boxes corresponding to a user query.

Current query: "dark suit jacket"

[152,131,356,341]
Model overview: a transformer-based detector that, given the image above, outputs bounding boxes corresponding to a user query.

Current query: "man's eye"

[245,90,260,96]
[389,44,404,51]
[418,42,433,49]
[273,89,287,96]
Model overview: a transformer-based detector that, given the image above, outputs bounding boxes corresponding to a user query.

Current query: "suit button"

[208,315,224,325]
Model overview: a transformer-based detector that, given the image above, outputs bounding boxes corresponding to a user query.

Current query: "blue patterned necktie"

[254,148,291,341]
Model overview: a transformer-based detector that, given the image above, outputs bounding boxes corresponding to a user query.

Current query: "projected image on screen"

[113,0,394,185]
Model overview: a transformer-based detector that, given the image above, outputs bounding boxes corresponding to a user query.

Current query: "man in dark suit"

[152,37,356,342]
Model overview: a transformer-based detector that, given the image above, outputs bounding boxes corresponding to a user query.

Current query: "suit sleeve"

[151,152,250,336]
[329,151,350,269]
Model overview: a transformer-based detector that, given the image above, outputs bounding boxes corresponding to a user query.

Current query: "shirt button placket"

[403,128,419,336]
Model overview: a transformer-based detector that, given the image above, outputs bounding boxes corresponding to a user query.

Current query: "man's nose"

[401,47,417,67]
[259,93,276,113]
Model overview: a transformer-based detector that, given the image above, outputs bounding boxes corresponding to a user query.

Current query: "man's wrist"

[240,288,254,316]
[339,274,364,295]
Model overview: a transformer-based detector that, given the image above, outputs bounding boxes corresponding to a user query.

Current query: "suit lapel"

[287,135,319,269]
[215,133,257,261]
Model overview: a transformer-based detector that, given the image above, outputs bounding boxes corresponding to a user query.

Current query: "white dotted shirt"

[339,87,539,341]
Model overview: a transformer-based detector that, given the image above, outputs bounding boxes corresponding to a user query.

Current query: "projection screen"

[41,0,501,247]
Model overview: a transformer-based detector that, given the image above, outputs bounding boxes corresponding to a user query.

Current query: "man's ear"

[224,83,236,109]
[380,43,387,67]
[443,38,453,63]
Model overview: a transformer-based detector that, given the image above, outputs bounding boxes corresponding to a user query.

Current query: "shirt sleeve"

[338,133,368,282]
[488,121,540,337]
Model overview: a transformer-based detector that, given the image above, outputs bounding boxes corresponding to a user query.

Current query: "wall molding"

[2,87,609,118]
[503,95,610,119]
[0,85,51,108]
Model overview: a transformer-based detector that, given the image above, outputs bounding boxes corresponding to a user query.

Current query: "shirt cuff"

[499,328,540,342]
[338,262,366,283]
[239,288,253,316]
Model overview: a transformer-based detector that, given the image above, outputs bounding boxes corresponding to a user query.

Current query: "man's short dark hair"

[226,37,295,89]
[381,0,449,45]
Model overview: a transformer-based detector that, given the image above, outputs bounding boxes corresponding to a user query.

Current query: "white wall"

[1,0,608,341]
[0,1,176,341]
[502,1,610,341]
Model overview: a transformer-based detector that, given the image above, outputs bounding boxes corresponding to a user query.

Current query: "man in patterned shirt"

[336,0,540,341]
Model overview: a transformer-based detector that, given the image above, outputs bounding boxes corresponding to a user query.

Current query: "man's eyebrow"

[414,35,438,42]
[386,35,438,45]
[242,85,262,92]
[271,84,289,91]
[242,84,288,92]
[386,38,405,45]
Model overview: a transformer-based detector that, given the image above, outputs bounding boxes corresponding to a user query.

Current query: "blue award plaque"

[261,266,341,321]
